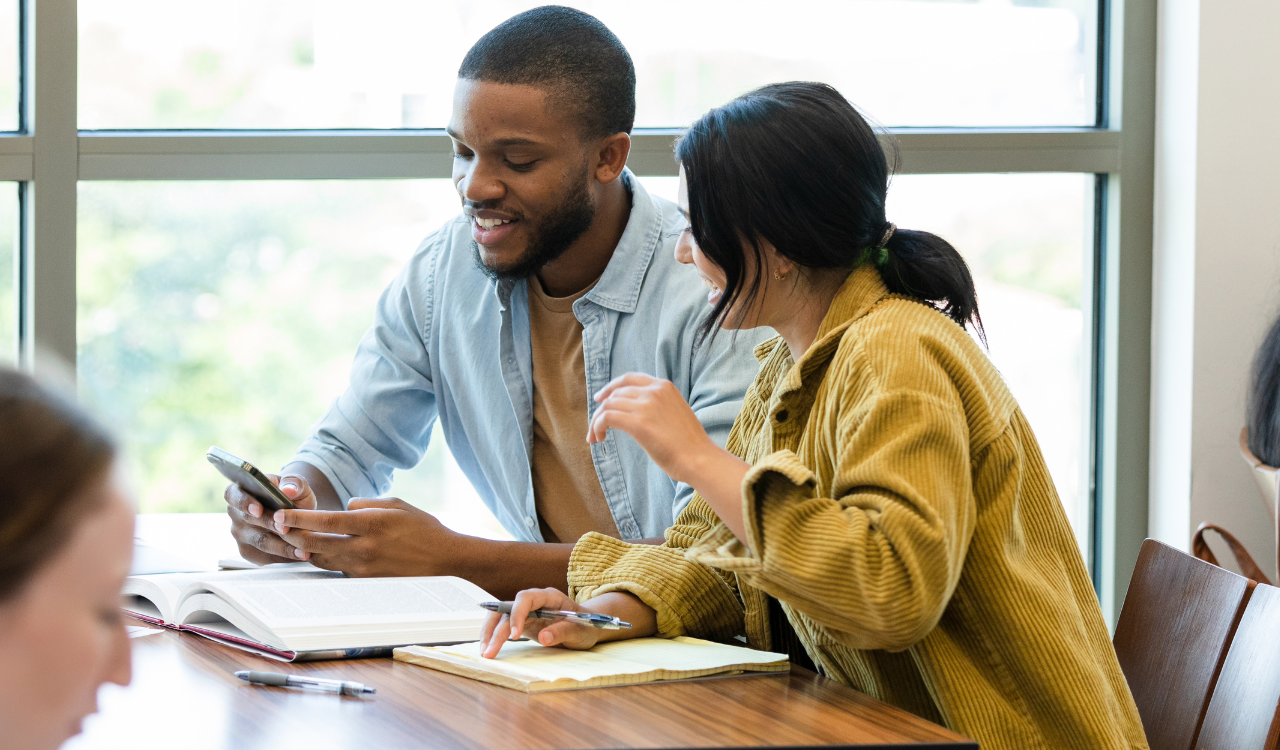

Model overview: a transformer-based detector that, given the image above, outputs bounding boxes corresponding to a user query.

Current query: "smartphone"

[206,446,297,512]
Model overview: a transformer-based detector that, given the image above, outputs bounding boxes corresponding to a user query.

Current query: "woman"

[481,83,1147,749]
[0,367,134,750]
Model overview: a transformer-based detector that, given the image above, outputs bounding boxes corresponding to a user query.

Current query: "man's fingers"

[232,522,306,562]
[277,474,318,511]
[346,497,407,511]
[273,508,365,535]
[235,545,295,566]
[280,529,354,556]
[224,484,273,528]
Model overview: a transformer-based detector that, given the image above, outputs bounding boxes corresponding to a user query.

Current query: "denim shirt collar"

[494,169,660,313]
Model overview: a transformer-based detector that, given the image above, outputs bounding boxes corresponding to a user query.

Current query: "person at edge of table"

[222,6,766,600]
[479,82,1150,750]
[0,366,135,750]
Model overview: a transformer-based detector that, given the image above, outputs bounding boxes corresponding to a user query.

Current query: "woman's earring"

[773,269,787,282]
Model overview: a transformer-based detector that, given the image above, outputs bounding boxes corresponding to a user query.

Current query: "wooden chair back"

[1113,539,1255,750]
[1196,582,1280,750]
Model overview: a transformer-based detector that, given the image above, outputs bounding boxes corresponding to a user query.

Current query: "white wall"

[1151,0,1280,580]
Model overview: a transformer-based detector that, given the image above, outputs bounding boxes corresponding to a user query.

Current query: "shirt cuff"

[685,450,816,574]
[290,445,375,507]
[568,532,743,642]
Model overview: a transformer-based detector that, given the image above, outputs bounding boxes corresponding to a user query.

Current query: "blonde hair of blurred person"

[0,367,133,750]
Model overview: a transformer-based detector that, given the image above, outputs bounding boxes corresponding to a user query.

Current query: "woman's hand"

[588,372,754,541]
[587,373,717,484]
[479,590,660,659]
[479,588,602,659]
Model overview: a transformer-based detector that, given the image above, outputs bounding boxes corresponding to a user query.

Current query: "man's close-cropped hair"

[0,367,117,602]
[458,5,636,139]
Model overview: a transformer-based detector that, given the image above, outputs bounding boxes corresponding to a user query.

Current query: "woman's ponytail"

[878,226,985,343]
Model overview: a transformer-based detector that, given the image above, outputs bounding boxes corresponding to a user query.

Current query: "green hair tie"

[863,224,896,267]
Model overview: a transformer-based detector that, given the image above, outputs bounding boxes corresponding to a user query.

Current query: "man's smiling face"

[449,78,598,280]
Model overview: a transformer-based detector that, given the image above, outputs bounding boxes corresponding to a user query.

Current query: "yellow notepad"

[393,636,789,692]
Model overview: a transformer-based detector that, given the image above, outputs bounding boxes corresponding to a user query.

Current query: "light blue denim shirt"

[293,172,768,542]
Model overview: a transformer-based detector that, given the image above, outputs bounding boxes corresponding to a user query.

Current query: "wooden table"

[67,625,975,750]
[69,515,975,749]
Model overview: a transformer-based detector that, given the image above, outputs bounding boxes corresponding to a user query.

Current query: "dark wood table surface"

[66,623,976,750]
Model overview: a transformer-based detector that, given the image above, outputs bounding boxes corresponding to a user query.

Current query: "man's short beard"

[472,165,596,281]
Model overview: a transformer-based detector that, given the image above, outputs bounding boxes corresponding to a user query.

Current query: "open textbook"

[394,636,789,692]
[123,565,493,661]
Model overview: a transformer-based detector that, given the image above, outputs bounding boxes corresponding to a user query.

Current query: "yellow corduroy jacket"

[568,265,1147,750]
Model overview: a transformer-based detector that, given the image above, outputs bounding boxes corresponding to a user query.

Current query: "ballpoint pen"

[234,670,376,696]
[479,601,633,630]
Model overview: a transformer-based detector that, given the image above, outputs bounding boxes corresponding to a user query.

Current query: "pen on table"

[234,670,376,696]
[480,601,633,630]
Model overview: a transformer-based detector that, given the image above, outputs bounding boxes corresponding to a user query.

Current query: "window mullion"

[22,0,77,373]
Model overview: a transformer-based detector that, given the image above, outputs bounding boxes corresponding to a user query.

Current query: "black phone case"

[206,447,297,511]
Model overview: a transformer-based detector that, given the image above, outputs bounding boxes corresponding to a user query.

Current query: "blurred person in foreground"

[1243,310,1280,554]
[0,367,134,750]
[222,6,763,599]
[1247,311,1280,474]
[482,83,1148,750]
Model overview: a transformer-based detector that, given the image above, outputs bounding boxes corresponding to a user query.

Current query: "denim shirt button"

[524,516,536,528]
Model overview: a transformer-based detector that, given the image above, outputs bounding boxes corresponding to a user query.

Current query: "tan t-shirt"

[528,275,621,544]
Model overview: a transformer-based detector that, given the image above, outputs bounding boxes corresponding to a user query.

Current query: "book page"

[124,564,336,622]
[428,637,788,683]
[205,576,493,626]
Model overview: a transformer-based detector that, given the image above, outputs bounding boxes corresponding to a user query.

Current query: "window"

[0,0,16,131]
[15,0,1157,621]
[80,0,1098,130]
[0,183,16,362]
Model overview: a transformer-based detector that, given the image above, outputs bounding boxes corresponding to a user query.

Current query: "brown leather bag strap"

[1193,522,1272,585]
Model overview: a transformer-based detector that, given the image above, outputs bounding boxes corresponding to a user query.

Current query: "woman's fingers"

[482,589,569,658]
[482,588,605,658]
[506,589,540,640]
[481,614,512,659]
[508,587,568,638]
[535,619,598,650]
[587,401,643,443]
[593,372,660,402]
[480,610,504,648]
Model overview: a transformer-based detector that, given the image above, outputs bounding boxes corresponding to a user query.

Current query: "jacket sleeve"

[568,492,746,642]
[686,386,977,652]
[292,235,443,503]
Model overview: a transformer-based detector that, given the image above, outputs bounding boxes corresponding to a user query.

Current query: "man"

[224,7,765,599]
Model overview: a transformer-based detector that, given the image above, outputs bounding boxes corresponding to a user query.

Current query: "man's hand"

[271,498,464,578]
[224,474,318,565]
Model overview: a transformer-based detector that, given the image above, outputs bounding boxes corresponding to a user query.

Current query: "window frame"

[7,0,1156,626]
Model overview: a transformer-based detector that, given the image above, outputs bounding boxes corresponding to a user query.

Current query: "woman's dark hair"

[1248,311,1280,467]
[676,81,983,342]
[0,367,117,602]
